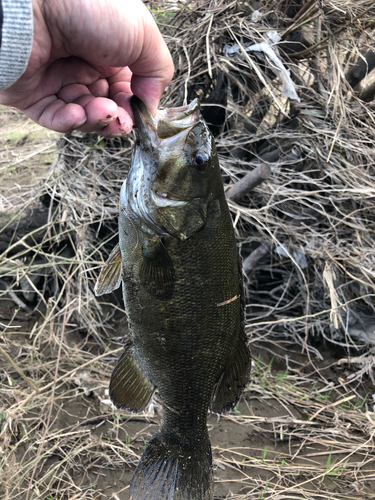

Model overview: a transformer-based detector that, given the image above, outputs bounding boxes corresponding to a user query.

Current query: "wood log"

[243,242,272,275]
[226,163,271,202]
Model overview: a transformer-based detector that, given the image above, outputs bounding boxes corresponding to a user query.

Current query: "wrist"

[0,0,34,91]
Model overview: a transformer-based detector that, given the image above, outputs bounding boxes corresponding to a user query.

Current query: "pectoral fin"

[211,330,251,414]
[110,342,155,412]
[139,238,175,300]
[94,244,122,296]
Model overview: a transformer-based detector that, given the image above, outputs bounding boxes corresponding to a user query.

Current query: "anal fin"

[94,243,122,296]
[110,342,155,412]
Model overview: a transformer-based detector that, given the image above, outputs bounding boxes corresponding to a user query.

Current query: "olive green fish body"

[120,192,241,432]
[95,97,251,500]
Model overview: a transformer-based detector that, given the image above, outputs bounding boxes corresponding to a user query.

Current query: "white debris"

[100,399,116,410]
[223,31,300,102]
[267,31,281,44]
[73,371,104,398]
[251,10,262,22]
[275,245,308,269]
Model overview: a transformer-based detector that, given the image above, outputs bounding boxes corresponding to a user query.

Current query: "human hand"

[0,0,174,136]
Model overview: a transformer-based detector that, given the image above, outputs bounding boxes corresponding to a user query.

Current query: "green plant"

[275,370,288,383]
[326,451,348,477]
[258,478,269,499]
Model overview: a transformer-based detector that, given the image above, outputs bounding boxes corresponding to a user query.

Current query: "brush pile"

[1,0,375,368]
[2,2,375,499]
[160,0,375,364]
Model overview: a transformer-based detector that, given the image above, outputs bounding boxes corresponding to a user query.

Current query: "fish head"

[124,97,222,240]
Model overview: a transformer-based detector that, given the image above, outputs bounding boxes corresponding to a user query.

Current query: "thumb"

[128,11,174,115]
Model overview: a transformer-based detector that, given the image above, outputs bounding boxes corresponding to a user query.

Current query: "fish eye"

[192,152,209,171]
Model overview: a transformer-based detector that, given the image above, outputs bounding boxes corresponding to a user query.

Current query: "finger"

[88,79,110,97]
[100,107,133,137]
[108,69,133,117]
[23,94,127,134]
[69,95,133,135]
[24,96,87,132]
[108,71,132,98]
[73,96,119,133]
[57,84,91,103]
[49,71,133,133]
[58,86,117,128]
[131,73,172,116]
[112,92,133,123]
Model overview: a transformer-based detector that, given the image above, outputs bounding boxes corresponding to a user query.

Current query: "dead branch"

[243,242,272,275]
[226,163,271,202]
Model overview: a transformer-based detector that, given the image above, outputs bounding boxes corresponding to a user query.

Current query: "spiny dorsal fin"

[110,342,155,412]
[94,244,122,296]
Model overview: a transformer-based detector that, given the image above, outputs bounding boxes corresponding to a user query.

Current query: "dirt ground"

[1,108,375,500]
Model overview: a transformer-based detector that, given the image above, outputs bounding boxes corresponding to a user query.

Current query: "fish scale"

[95,96,251,500]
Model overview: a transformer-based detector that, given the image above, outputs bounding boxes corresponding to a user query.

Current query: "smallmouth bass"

[95,97,251,500]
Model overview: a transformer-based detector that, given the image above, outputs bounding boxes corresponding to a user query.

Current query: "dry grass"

[1,0,375,499]
[157,0,375,361]
[1,328,375,499]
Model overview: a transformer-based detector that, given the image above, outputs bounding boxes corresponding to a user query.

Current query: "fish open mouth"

[151,190,189,208]
[131,96,201,142]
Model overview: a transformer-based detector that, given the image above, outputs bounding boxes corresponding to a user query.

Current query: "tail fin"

[130,431,213,500]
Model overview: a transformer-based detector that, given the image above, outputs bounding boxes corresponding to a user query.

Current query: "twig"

[226,163,271,202]
[309,395,356,421]
[206,14,214,79]
[243,242,272,275]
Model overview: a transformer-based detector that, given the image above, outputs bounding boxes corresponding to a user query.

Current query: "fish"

[94,96,251,500]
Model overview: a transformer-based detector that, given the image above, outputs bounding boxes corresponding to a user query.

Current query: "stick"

[226,163,271,202]
[243,242,272,275]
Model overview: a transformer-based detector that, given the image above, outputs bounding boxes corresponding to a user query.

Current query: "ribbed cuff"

[0,0,33,90]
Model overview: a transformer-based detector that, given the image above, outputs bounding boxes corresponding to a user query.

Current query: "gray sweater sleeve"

[0,0,33,90]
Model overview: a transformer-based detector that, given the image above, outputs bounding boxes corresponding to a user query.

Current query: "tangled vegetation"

[1,1,375,498]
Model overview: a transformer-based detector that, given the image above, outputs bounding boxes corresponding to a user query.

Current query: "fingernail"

[76,117,87,127]
[108,130,129,137]
[99,116,116,126]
